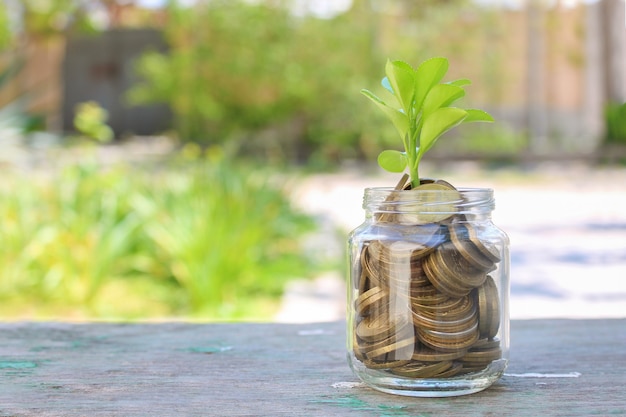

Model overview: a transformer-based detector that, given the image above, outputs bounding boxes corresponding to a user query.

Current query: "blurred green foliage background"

[0,0,623,320]
[0,148,317,320]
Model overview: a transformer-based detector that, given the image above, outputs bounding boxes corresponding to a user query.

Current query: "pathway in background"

[276,161,626,322]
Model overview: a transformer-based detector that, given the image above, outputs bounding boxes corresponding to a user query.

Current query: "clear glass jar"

[347,185,510,397]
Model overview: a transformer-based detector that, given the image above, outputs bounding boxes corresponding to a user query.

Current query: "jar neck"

[363,187,495,224]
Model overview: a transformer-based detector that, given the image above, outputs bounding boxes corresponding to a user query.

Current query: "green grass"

[0,148,318,321]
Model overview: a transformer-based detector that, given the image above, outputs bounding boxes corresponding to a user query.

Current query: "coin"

[355,286,388,316]
[471,337,501,351]
[386,240,436,261]
[458,365,490,374]
[366,335,416,361]
[356,313,411,342]
[436,242,488,287]
[412,296,477,332]
[434,361,463,378]
[352,332,367,361]
[409,284,450,306]
[362,241,386,288]
[476,275,500,339]
[390,183,461,225]
[376,241,426,289]
[362,358,411,369]
[400,223,448,248]
[423,256,469,298]
[411,345,467,362]
[390,360,453,378]
[423,242,487,298]
[417,320,480,352]
[448,223,496,272]
[465,223,501,263]
[461,348,502,364]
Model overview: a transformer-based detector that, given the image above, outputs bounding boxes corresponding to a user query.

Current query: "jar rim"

[364,186,494,193]
[362,187,496,216]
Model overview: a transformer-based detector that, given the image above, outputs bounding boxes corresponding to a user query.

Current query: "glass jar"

[347,185,510,397]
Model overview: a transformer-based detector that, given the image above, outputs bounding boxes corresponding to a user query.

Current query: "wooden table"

[0,319,624,416]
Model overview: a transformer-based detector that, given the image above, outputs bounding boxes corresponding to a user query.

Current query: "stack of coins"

[353,182,503,378]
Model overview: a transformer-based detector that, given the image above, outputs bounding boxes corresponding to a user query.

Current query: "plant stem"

[408,115,423,189]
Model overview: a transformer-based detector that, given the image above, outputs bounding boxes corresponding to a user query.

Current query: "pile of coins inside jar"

[352,180,503,379]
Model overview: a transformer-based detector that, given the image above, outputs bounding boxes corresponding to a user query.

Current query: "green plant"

[73,101,114,143]
[361,57,494,188]
[129,148,316,318]
[0,151,317,320]
[605,102,626,145]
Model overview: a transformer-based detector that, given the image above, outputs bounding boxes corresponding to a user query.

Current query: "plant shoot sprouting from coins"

[361,57,494,189]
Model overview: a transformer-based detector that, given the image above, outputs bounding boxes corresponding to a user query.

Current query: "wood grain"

[0,320,624,416]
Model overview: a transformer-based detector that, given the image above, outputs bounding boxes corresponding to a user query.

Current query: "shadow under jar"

[347,186,510,397]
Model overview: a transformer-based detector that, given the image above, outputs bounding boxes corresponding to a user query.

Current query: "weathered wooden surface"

[0,319,624,416]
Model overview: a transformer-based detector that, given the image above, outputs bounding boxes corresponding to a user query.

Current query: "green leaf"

[448,79,471,87]
[422,84,465,117]
[362,57,496,187]
[377,149,407,173]
[384,60,415,112]
[413,57,449,112]
[463,109,495,123]
[381,77,393,94]
[420,107,468,154]
[361,89,409,138]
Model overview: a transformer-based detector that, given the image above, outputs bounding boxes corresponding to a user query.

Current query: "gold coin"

[400,223,448,249]
[471,337,501,351]
[390,360,453,378]
[359,247,374,294]
[434,361,463,378]
[376,241,419,289]
[361,241,386,288]
[366,336,416,361]
[393,183,461,225]
[424,243,487,298]
[411,292,464,312]
[423,257,475,298]
[423,255,471,298]
[461,348,502,364]
[436,243,487,288]
[362,358,411,370]
[409,284,451,306]
[356,313,410,342]
[476,276,500,339]
[359,322,415,352]
[465,223,501,263]
[412,297,477,332]
[417,322,479,352]
[386,240,436,261]
[355,286,388,316]
[352,332,367,362]
[411,346,466,362]
[418,317,479,341]
[459,365,489,374]
[448,224,496,272]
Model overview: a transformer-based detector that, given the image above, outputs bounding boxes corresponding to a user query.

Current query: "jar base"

[351,358,507,398]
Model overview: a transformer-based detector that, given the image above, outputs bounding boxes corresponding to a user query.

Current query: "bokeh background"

[0,0,624,321]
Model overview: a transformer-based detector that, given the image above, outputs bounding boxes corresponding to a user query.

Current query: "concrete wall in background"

[62,29,171,137]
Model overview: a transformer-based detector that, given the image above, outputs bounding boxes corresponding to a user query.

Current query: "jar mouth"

[364,187,494,193]
[362,187,495,218]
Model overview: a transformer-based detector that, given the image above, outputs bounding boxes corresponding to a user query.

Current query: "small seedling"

[361,57,493,189]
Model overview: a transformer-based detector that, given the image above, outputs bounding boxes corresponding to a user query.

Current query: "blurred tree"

[128,0,384,162]
[0,0,163,133]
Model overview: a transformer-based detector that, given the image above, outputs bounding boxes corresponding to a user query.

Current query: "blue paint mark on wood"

[0,361,37,369]
[311,395,428,417]
[186,346,233,354]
